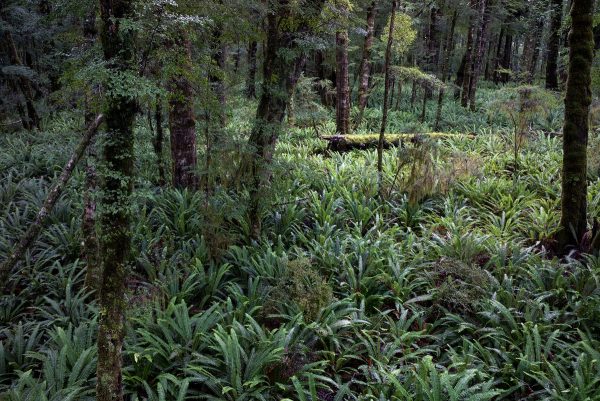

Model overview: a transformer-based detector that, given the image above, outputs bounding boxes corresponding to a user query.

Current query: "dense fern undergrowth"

[1,86,600,401]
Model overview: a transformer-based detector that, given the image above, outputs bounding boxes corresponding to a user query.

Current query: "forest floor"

[1,86,600,400]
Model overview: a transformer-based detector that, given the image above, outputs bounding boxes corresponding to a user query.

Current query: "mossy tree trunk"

[96,0,137,399]
[435,8,457,130]
[499,32,513,83]
[461,1,476,108]
[82,6,101,294]
[546,0,563,90]
[356,1,376,127]
[3,30,40,131]
[168,30,198,190]
[153,97,166,186]
[377,0,397,196]
[335,10,350,136]
[247,0,326,238]
[467,0,491,111]
[559,0,594,252]
[246,41,258,99]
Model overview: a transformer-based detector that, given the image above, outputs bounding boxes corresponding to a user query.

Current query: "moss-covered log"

[322,133,475,152]
[558,0,594,252]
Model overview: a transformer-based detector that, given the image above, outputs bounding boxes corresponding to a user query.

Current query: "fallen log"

[321,133,475,152]
[0,114,104,293]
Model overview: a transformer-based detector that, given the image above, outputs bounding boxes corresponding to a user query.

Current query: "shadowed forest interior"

[2,0,600,400]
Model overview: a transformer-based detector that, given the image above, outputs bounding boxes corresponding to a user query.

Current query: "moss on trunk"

[559,0,594,252]
[96,0,137,400]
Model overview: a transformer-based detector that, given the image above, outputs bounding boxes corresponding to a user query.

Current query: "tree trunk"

[492,26,505,83]
[247,0,326,238]
[210,25,227,127]
[377,0,397,196]
[4,30,40,130]
[82,6,100,294]
[356,1,376,127]
[559,0,594,252]
[96,2,137,401]
[168,30,198,190]
[461,4,476,108]
[546,0,563,90]
[454,53,466,99]
[526,17,544,83]
[435,8,458,130]
[500,32,513,82]
[246,41,258,98]
[0,115,104,291]
[315,50,329,106]
[335,23,350,135]
[468,0,491,111]
[153,98,166,186]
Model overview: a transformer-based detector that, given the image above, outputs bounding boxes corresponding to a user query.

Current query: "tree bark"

[378,0,397,196]
[153,97,166,186]
[335,19,350,135]
[0,115,104,292]
[247,0,326,238]
[500,32,513,82]
[461,3,476,108]
[435,8,458,130]
[454,53,466,99]
[246,41,258,98]
[168,30,198,190]
[467,0,491,110]
[546,0,563,90]
[492,26,505,83]
[559,0,594,252]
[3,30,40,130]
[356,1,376,127]
[82,5,100,294]
[210,25,227,127]
[96,0,137,399]
[315,50,329,106]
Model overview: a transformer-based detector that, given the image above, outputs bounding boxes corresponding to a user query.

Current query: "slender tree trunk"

[82,6,100,294]
[559,0,594,252]
[0,115,104,291]
[454,53,466,99]
[335,21,350,135]
[4,30,40,130]
[435,8,458,130]
[500,32,513,82]
[210,25,227,127]
[315,50,329,106]
[246,41,258,98]
[378,0,397,196]
[546,0,563,90]
[356,1,376,127]
[247,0,326,238]
[468,0,491,110]
[461,4,476,108]
[168,30,198,190]
[153,97,166,186]
[411,80,418,108]
[492,26,505,83]
[420,90,427,123]
[526,17,544,83]
[395,80,403,110]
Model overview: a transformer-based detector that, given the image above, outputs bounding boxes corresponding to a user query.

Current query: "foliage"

[0,82,598,401]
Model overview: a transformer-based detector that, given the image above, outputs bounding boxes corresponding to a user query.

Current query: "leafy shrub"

[263,258,333,324]
[423,258,495,313]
